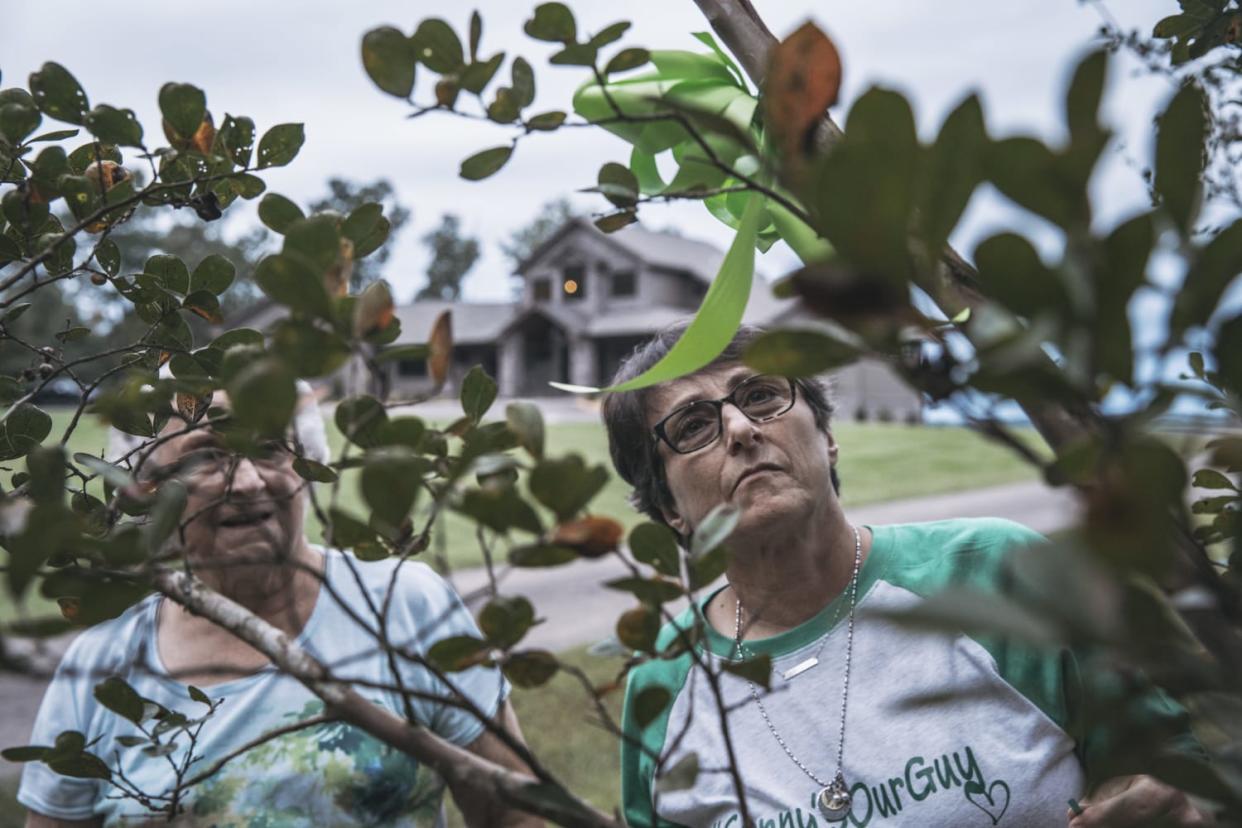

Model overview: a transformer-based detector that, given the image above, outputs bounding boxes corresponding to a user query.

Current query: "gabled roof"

[391,301,518,346]
[517,217,725,285]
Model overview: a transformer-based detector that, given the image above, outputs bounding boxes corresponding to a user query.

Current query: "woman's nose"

[722,404,762,453]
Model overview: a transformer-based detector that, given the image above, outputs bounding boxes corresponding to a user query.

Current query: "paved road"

[0,479,1074,778]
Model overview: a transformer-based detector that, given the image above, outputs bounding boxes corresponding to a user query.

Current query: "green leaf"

[743,329,858,377]
[480,596,536,649]
[1193,469,1236,490]
[460,145,513,181]
[524,3,577,43]
[144,480,187,553]
[0,403,52,461]
[283,214,341,272]
[722,653,772,689]
[228,358,297,437]
[361,446,421,526]
[606,48,650,74]
[589,21,632,49]
[158,82,206,139]
[1,745,50,762]
[0,102,41,143]
[29,128,80,143]
[509,543,577,567]
[353,215,391,259]
[973,232,1065,318]
[656,752,700,793]
[29,63,89,125]
[335,395,388,448]
[528,454,609,521]
[1155,83,1207,232]
[84,104,143,147]
[413,19,465,73]
[93,676,146,724]
[469,10,483,59]
[505,402,544,461]
[605,576,682,606]
[54,326,90,344]
[616,605,660,651]
[428,634,489,671]
[1153,14,1202,38]
[229,173,266,199]
[594,211,638,234]
[549,44,599,67]
[256,123,305,169]
[342,202,383,245]
[258,193,305,234]
[48,752,112,781]
[361,26,418,98]
[503,649,559,688]
[511,57,536,109]
[95,238,121,276]
[211,328,264,351]
[596,162,638,209]
[1171,218,1242,336]
[182,290,222,324]
[632,686,671,728]
[460,365,498,423]
[460,53,506,95]
[487,88,521,124]
[1065,50,1107,143]
[220,114,255,167]
[597,196,763,393]
[526,110,566,131]
[254,253,333,319]
[456,486,543,535]
[145,254,190,295]
[691,503,739,558]
[629,522,680,576]
[190,254,236,295]
[984,136,1079,229]
[292,456,337,483]
[918,93,985,256]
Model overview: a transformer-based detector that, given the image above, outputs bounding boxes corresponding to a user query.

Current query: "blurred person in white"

[20,381,542,827]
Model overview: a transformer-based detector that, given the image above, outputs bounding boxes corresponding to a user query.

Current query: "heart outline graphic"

[964,779,1010,825]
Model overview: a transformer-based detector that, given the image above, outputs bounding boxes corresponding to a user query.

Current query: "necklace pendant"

[781,656,819,681]
[816,773,851,822]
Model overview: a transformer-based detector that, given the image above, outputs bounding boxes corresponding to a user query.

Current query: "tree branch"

[150,567,621,828]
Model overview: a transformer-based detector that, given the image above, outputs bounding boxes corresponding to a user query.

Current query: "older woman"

[605,324,1207,828]
[19,389,540,827]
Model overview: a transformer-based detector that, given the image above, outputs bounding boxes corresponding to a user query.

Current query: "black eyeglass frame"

[651,375,799,455]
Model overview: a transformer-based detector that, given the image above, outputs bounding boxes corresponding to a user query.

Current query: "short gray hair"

[601,323,839,533]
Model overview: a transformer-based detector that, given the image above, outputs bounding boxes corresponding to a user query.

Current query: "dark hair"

[601,322,840,533]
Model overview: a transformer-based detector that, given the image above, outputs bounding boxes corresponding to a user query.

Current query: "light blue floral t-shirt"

[18,548,507,826]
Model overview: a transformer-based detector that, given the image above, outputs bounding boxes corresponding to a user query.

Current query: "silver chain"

[731,524,862,790]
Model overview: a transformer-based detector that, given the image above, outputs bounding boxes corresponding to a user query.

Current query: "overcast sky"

[5,0,1181,306]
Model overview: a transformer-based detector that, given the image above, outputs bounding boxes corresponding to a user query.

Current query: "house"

[382,218,923,422]
[225,218,922,421]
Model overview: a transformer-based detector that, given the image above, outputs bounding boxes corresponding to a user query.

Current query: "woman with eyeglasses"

[602,323,1208,828]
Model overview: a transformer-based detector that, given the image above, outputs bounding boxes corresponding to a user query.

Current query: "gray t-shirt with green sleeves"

[620,518,1183,828]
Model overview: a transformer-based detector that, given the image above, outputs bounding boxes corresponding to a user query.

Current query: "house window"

[533,278,551,302]
[397,359,426,378]
[611,270,636,297]
[562,265,585,301]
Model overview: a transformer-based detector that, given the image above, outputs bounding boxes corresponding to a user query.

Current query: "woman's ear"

[825,428,839,466]
[660,504,690,537]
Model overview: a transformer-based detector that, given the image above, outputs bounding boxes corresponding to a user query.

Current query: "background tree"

[415,213,479,301]
[308,177,411,292]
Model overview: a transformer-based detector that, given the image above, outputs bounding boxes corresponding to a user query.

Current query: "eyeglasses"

[653,375,798,454]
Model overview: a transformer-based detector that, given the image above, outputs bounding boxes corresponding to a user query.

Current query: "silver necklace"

[731,525,862,823]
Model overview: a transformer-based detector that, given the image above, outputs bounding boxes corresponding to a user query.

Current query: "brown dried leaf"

[176,392,212,424]
[352,279,394,338]
[428,310,453,390]
[765,22,842,165]
[552,516,624,558]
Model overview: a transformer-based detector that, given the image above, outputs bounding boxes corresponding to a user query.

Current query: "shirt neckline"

[694,524,892,660]
[145,546,332,693]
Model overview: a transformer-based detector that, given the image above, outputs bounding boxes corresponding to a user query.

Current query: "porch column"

[499,333,523,397]
[568,334,596,389]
